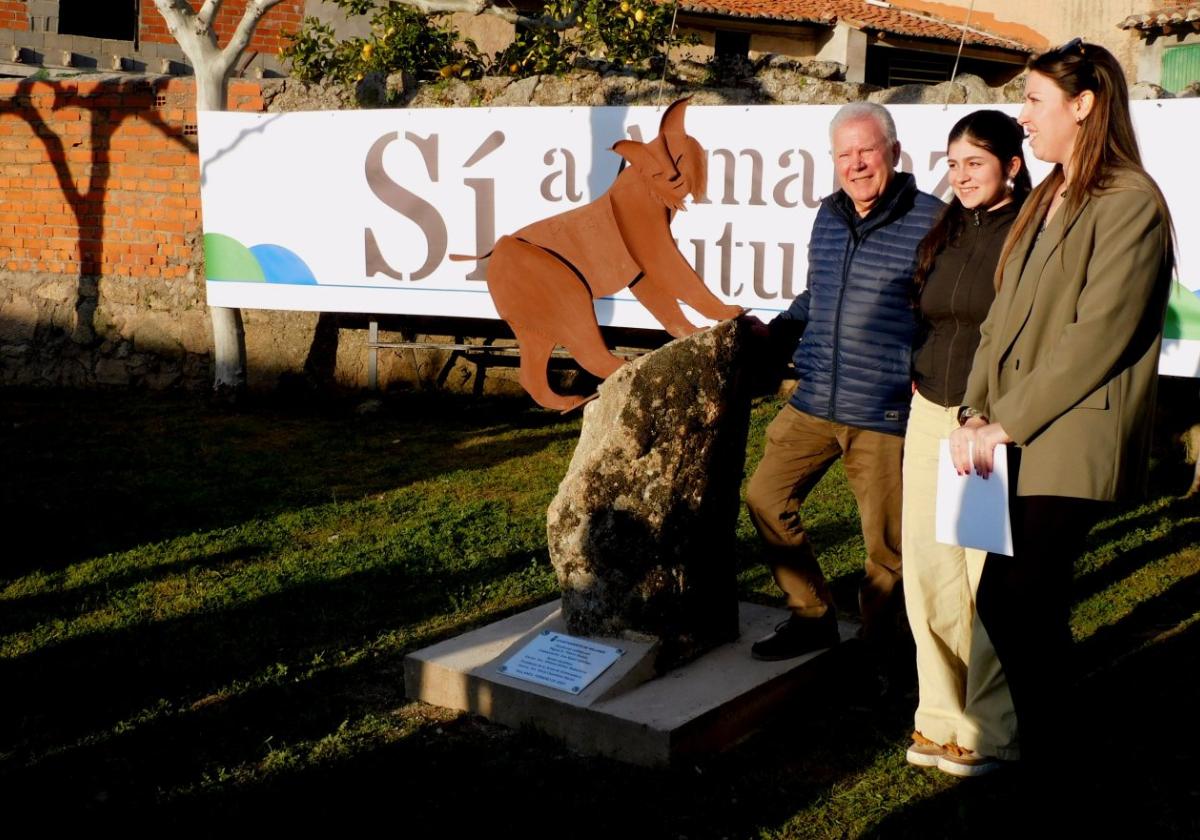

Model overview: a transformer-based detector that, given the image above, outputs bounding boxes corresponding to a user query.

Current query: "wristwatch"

[957,406,987,426]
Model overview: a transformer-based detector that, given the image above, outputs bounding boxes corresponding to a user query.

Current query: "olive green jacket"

[963,170,1173,500]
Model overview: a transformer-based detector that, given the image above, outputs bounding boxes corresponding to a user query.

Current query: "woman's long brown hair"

[995,41,1175,288]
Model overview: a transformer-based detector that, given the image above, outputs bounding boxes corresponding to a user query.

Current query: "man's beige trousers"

[746,403,904,640]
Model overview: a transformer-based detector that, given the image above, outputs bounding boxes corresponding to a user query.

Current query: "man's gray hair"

[829,102,898,146]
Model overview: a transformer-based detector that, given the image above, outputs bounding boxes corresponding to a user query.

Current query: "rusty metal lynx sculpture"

[454,98,742,411]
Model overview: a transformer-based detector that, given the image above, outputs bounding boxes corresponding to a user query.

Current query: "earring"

[1005,177,1015,193]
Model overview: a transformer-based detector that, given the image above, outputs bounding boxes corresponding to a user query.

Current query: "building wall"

[670,23,823,65]
[0,75,517,393]
[0,1,300,75]
[670,28,715,64]
[992,0,1140,74]
[446,11,515,58]
[748,32,820,62]
[894,0,1146,79]
[0,0,28,32]
[0,77,273,390]
[139,0,305,56]
[1139,30,1200,86]
[0,76,263,279]
[816,23,868,83]
[303,0,372,41]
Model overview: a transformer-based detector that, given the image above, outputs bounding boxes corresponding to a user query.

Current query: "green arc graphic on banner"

[204,233,266,283]
[1165,281,1200,341]
[203,234,319,284]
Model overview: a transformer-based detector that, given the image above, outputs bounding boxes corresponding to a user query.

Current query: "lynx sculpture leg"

[488,236,624,411]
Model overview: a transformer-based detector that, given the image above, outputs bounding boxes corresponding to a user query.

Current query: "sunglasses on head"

[1058,37,1085,55]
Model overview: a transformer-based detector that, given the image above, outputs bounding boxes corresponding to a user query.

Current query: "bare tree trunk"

[190,50,239,392]
[155,0,282,392]
[210,305,247,392]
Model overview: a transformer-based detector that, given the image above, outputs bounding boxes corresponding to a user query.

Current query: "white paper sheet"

[935,440,1014,556]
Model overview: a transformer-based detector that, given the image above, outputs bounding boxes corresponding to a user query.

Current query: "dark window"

[866,48,952,87]
[714,30,750,60]
[59,0,138,42]
[865,46,1022,88]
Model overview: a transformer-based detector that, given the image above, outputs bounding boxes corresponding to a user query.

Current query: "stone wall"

[1,65,1033,394]
[0,269,211,389]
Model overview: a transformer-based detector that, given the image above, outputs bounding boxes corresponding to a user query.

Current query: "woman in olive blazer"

[961,168,1171,501]
[948,40,1174,766]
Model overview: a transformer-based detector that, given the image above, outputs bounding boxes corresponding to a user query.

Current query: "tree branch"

[154,0,220,64]
[197,0,223,29]
[152,0,194,37]
[392,0,586,31]
[220,0,284,70]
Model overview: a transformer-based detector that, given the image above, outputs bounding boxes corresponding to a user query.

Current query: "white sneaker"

[937,747,1002,777]
[905,732,943,768]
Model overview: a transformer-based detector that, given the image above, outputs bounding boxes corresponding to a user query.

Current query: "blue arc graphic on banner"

[250,244,318,285]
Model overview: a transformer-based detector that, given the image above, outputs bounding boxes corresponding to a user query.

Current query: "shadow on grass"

[864,614,1200,839]
[22,643,916,835]
[1075,569,1200,678]
[1072,501,1200,603]
[4,569,910,836]
[0,389,577,578]
[0,588,560,821]
[169,693,910,835]
[0,542,270,638]
[0,544,551,757]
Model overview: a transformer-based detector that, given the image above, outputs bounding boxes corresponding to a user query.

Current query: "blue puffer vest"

[775,172,944,436]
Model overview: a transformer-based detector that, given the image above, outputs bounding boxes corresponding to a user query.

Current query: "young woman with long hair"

[948,40,1175,767]
[902,110,1030,777]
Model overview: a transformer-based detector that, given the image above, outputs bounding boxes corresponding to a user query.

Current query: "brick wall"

[0,77,265,279]
[139,0,304,56]
[0,0,28,31]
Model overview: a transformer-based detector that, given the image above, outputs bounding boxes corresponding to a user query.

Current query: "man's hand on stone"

[740,313,771,339]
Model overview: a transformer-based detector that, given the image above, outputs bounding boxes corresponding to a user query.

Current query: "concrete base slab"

[404,600,857,766]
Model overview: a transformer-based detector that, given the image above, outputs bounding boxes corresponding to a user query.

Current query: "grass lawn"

[1,388,1198,836]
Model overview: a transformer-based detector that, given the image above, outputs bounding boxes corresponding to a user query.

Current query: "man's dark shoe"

[750,612,840,661]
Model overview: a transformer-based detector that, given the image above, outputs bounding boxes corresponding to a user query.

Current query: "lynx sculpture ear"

[612,139,689,211]
[658,98,706,200]
[658,97,691,136]
[611,139,657,174]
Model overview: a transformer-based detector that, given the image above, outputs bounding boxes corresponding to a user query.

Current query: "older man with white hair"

[747,102,943,662]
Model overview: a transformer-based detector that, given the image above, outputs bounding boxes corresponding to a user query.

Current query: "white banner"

[198,101,1200,375]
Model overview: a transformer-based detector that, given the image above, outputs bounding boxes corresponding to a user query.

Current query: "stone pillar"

[546,318,753,672]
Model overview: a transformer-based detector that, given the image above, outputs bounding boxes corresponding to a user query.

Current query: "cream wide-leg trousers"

[902,390,1019,760]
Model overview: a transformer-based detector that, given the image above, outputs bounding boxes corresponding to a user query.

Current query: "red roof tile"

[1119,2,1200,32]
[677,0,1036,51]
